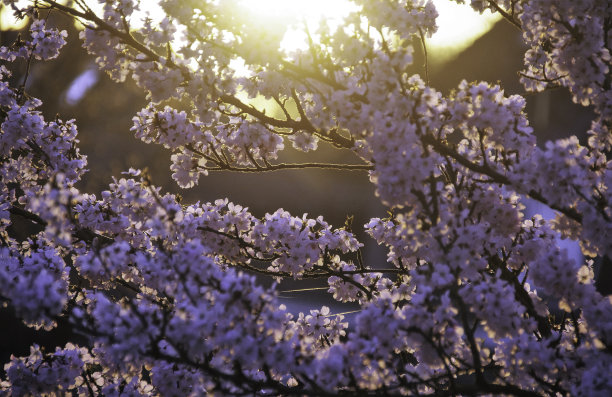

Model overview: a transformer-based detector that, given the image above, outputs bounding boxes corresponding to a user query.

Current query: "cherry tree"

[0,0,610,395]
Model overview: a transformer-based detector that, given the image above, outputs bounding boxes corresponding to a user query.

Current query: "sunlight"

[428,1,501,61]
[1,1,33,30]
[239,0,355,20]
[238,0,501,58]
[229,0,502,115]
[238,0,358,52]
[1,1,501,63]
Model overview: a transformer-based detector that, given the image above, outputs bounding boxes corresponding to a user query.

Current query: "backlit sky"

[2,0,500,58]
[237,0,500,60]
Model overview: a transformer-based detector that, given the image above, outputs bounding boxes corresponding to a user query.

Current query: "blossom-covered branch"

[0,0,610,395]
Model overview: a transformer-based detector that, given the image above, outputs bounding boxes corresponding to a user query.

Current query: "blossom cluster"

[0,0,611,396]
[465,0,612,151]
[0,19,66,61]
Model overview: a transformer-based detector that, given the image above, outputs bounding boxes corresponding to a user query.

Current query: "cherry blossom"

[0,0,611,395]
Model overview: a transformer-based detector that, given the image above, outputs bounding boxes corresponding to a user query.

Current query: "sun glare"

[0,0,501,64]
[238,0,501,59]
[238,0,359,52]
[239,0,354,20]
